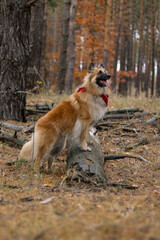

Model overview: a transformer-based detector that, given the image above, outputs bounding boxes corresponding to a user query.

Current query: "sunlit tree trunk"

[151,0,155,97]
[144,6,150,98]
[112,0,121,92]
[65,0,76,93]
[156,0,160,97]
[26,0,46,90]
[0,0,31,121]
[127,0,133,95]
[118,0,128,96]
[135,0,144,96]
[103,0,112,69]
[57,0,71,94]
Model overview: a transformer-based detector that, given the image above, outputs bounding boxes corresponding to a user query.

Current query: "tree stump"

[66,129,107,183]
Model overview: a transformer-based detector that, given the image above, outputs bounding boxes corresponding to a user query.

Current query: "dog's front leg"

[80,120,91,151]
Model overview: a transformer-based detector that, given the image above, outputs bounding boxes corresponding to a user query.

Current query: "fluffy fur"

[20,63,111,172]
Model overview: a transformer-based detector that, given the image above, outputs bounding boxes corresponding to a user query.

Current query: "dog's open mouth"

[100,79,110,87]
[96,74,111,88]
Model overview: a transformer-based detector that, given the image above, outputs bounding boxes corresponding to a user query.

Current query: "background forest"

[1,0,160,121]
[1,2,160,240]
[44,0,160,97]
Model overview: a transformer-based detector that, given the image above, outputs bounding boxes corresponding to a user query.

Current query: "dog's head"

[83,63,111,95]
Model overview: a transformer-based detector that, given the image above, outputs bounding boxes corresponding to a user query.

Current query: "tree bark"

[65,0,76,93]
[144,5,150,98]
[57,0,71,94]
[118,0,128,96]
[0,0,31,121]
[26,0,46,90]
[135,0,144,96]
[156,0,160,97]
[66,131,107,183]
[103,0,112,69]
[151,0,155,97]
[112,0,121,92]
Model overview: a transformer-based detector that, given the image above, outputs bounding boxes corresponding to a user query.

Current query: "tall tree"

[103,0,112,69]
[57,0,71,94]
[156,0,160,97]
[112,0,121,91]
[118,0,129,96]
[0,0,32,121]
[26,0,46,90]
[65,0,76,93]
[135,0,144,96]
[151,0,156,97]
[144,3,151,97]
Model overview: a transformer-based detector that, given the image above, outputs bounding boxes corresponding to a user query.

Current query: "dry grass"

[0,91,160,240]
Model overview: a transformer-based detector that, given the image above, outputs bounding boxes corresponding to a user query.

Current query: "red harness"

[77,87,109,107]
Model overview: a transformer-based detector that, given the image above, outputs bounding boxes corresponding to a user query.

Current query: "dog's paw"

[86,146,91,151]
[80,144,91,152]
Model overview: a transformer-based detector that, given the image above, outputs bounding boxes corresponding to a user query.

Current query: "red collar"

[77,87,109,107]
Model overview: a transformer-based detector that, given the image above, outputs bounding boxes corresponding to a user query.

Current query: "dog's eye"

[98,70,102,74]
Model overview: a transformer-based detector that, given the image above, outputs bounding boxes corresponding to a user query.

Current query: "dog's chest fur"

[88,95,107,122]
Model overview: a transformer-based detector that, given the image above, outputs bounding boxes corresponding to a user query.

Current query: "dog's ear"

[88,62,95,73]
[100,63,105,69]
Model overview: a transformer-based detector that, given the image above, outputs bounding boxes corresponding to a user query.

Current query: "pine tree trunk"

[0,0,31,122]
[112,0,121,92]
[57,0,71,94]
[156,0,160,97]
[65,0,76,93]
[103,0,112,69]
[118,0,128,96]
[26,0,46,90]
[151,0,155,97]
[144,7,150,98]
[135,0,144,96]
[127,0,133,95]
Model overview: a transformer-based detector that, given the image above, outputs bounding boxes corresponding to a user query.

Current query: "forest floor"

[0,91,160,240]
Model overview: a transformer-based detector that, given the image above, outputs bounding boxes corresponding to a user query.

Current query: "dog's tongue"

[102,80,110,87]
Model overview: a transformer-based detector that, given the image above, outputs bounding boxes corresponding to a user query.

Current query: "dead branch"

[0,122,24,132]
[25,108,48,114]
[0,121,34,134]
[106,182,138,189]
[45,102,53,110]
[145,114,158,125]
[124,138,149,151]
[103,112,149,120]
[0,130,26,147]
[23,125,34,133]
[107,107,143,114]
[104,154,152,164]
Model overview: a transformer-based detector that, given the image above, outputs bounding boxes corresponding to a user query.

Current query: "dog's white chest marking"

[90,97,107,122]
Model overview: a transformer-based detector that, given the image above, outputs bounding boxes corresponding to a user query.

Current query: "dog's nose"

[107,74,111,79]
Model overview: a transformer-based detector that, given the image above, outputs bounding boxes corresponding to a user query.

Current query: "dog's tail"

[19,135,36,161]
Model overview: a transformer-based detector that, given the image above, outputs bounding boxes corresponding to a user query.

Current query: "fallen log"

[124,138,149,151]
[25,108,48,114]
[103,112,149,120]
[66,130,107,183]
[0,122,34,134]
[145,114,158,125]
[107,107,143,114]
[0,122,24,132]
[0,130,26,147]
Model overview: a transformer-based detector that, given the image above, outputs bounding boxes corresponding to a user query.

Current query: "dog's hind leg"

[33,130,57,173]
[47,134,67,171]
